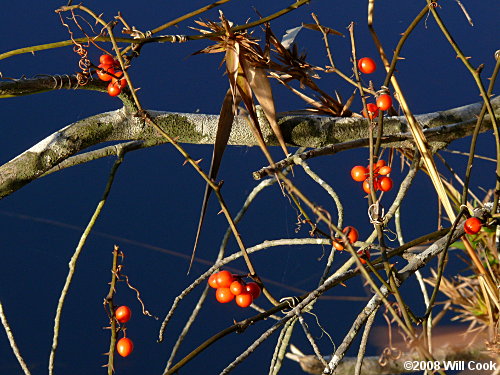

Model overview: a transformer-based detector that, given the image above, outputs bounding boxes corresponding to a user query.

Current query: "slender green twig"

[104,245,121,375]
[354,308,377,375]
[0,300,31,375]
[48,152,125,375]
[150,0,233,35]
[461,56,500,204]
[425,0,500,213]
[1,0,311,62]
[269,317,297,375]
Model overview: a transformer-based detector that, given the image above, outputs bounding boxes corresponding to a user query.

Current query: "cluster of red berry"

[208,270,261,308]
[464,217,482,234]
[351,160,393,194]
[332,226,371,264]
[96,54,127,97]
[114,305,134,357]
[357,57,393,119]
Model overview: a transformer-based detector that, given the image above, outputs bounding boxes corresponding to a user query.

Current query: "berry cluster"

[332,226,359,251]
[332,227,371,264]
[464,217,482,234]
[114,305,134,357]
[208,270,261,308]
[351,160,393,194]
[357,57,393,118]
[96,54,127,97]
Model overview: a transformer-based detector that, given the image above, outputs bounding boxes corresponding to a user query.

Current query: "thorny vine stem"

[49,151,125,375]
[0,0,312,61]
[104,245,121,375]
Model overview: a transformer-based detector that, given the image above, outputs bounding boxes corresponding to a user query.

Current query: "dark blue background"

[0,1,497,374]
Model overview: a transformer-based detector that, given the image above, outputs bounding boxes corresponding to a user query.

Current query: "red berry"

[112,71,127,88]
[97,64,115,82]
[351,166,368,182]
[374,160,386,169]
[115,306,132,323]
[358,57,376,74]
[344,226,359,244]
[363,103,379,120]
[235,292,253,308]
[378,166,392,175]
[208,273,219,288]
[229,280,244,296]
[378,176,393,192]
[245,282,261,299]
[100,54,115,66]
[116,337,134,357]
[215,287,234,303]
[376,94,392,111]
[107,82,122,97]
[362,179,372,194]
[215,270,234,288]
[464,217,482,234]
[332,240,344,251]
[357,249,371,264]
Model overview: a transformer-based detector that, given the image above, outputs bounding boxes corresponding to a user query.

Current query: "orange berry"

[215,287,234,303]
[351,165,368,182]
[208,273,219,288]
[115,306,132,323]
[229,280,244,296]
[215,270,234,288]
[235,292,253,308]
[116,337,134,357]
[376,94,392,111]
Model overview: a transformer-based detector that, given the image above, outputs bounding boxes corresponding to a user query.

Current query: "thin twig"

[0,300,31,375]
[49,152,125,375]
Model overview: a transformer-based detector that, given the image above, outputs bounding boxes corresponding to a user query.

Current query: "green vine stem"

[461,56,500,205]
[0,300,31,374]
[0,0,311,62]
[104,245,122,374]
[425,0,500,213]
[48,151,125,375]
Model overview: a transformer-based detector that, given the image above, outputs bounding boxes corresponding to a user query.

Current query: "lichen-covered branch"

[0,97,498,199]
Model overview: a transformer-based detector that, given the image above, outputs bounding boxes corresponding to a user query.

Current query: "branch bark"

[0,96,498,199]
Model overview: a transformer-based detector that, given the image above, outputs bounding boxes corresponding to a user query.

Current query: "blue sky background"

[0,1,497,374]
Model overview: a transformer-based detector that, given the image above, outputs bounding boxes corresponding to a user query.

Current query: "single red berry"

[464,217,482,234]
[378,176,393,192]
[107,82,122,97]
[116,337,134,357]
[97,64,115,82]
[358,57,376,74]
[215,270,234,288]
[362,179,372,194]
[235,292,253,308]
[229,280,244,296]
[100,54,115,66]
[245,282,261,299]
[215,287,234,303]
[376,94,392,111]
[363,103,379,120]
[374,160,386,169]
[332,240,344,251]
[111,71,127,88]
[115,306,132,323]
[351,166,368,182]
[357,249,371,264]
[378,165,392,176]
[344,226,359,244]
[208,273,219,289]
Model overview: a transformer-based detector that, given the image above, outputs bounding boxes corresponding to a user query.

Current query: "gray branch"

[0,96,498,199]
